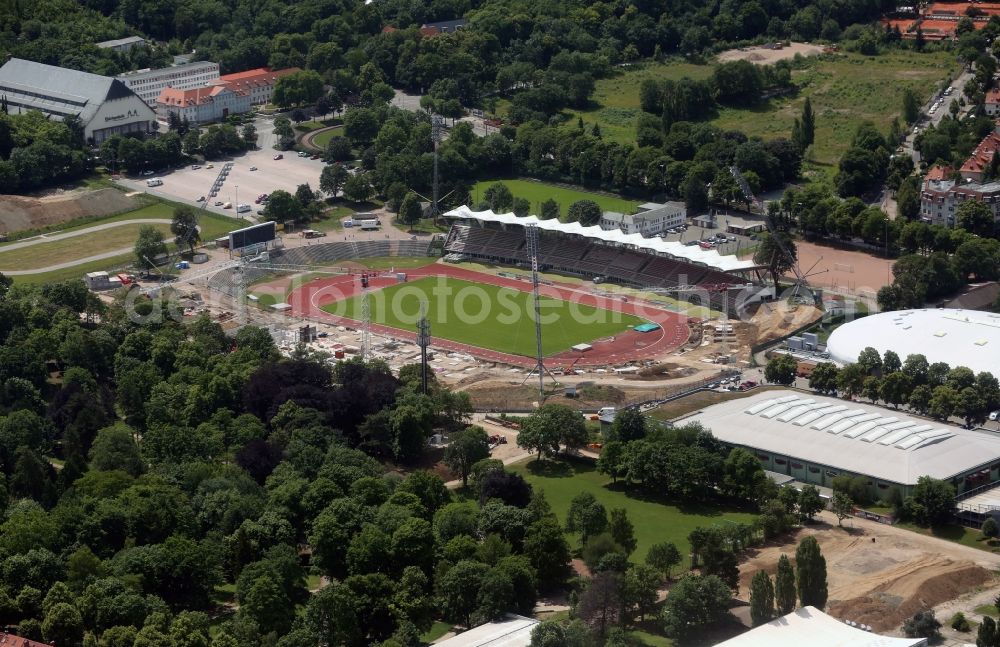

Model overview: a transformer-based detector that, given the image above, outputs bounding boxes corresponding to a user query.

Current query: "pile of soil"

[0,188,138,234]
[829,564,993,631]
[628,363,698,381]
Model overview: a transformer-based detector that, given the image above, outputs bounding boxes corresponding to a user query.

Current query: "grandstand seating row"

[444,224,750,311]
[207,239,433,297]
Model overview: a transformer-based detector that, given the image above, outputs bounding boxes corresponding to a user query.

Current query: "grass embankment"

[470,179,638,218]
[325,276,645,356]
[509,457,756,566]
[0,204,236,272]
[565,50,957,171]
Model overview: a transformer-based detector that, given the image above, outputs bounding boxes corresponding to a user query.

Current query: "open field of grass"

[311,126,345,150]
[350,256,438,269]
[421,622,453,644]
[471,179,639,218]
[565,51,958,170]
[325,276,645,356]
[0,204,236,271]
[509,457,757,566]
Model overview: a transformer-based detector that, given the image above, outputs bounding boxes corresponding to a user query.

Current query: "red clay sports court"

[286,263,692,368]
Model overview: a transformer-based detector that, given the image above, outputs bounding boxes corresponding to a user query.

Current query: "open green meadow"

[508,458,757,567]
[324,276,645,356]
[566,50,958,170]
[311,126,345,150]
[471,179,638,218]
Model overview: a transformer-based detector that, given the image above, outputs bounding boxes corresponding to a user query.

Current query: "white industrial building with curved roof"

[679,390,1000,499]
[826,308,1000,376]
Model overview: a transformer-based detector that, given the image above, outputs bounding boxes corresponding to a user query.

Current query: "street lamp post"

[235,185,239,219]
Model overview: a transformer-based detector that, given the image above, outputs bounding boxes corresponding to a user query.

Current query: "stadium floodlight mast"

[524,224,546,398]
[417,301,431,395]
[360,285,372,361]
[431,114,445,223]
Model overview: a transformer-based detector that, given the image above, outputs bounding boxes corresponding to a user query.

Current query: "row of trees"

[749,537,828,626]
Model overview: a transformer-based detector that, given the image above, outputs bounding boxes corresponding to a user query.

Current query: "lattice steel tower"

[431,114,445,221]
[360,286,372,360]
[525,224,545,398]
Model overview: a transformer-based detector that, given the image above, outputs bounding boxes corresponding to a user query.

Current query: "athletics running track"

[286,264,692,368]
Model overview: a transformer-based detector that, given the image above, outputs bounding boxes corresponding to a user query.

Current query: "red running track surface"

[286,263,691,368]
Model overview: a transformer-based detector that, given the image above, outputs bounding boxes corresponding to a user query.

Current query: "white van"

[597,407,616,418]
[146,178,163,187]
[236,203,252,213]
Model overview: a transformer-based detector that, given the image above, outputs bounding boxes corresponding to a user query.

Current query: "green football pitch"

[323,277,646,357]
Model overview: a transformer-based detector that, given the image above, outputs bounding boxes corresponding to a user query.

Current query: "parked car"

[196,196,206,202]
[215,200,224,206]
[249,166,257,171]
[191,165,201,170]
[991,410,1000,421]
[141,170,154,176]
[273,154,283,160]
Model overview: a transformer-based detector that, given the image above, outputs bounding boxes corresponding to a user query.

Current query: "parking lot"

[115,118,328,219]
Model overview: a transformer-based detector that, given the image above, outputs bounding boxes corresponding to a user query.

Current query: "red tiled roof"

[925,165,953,181]
[156,84,234,107]
[987,89,1000,105]
[218,67,301,92]
[419,26,440,37]
[382,26,398,33]
[961,132,1000,175]
[0,634,54,647]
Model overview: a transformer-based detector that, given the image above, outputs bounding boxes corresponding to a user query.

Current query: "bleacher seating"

[206,239,434,297]
[443,223,752,310]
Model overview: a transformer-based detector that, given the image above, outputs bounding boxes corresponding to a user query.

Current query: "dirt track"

[738,511,1000,633]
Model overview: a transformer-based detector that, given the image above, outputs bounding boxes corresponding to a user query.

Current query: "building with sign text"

[0,58,155,144]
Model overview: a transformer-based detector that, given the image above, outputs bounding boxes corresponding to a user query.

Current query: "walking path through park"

[0,218,173,275]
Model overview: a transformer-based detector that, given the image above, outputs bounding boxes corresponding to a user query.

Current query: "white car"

[249,166,258,171]
[991,410,1000,421]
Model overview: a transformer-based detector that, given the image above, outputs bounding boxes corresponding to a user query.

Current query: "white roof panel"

[678,390,1000,485]
[827,308,1000,376]
[716,606,925,647]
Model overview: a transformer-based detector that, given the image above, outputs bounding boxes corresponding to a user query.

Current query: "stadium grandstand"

[442,206,762,311]
[207,239,433,297]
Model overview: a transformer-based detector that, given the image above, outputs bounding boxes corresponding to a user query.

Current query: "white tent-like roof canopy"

[443,206,759,273]
[716,607,926,647]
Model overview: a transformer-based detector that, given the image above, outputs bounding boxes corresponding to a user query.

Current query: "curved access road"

[0,218,172,275]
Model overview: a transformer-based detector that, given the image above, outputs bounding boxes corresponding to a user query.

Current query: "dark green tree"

[795,536,828,609]
[775,554,796,614]
[749,570,774,626]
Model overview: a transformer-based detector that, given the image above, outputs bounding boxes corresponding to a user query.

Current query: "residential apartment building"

[920,123,1000,226]
[599,201,686,236]
[117,61,221,106]
[986,89,1000,117]
[156,85,251,124]
[218,67,300,105]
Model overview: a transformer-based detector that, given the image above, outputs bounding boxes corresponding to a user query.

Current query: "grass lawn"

[325,276,646,357]
[627,629,674,646]
[976,604,999,617]
[564,60,713,144]
[471,179,638,218]
[508,458,757,565]
[351,256,438,269]
[311,126,345,150]
[0,204,236,271]
[394,217,450,235]
[421,621,453,644]
[648,386,785,421]
[896,522,998,553]
[563,51,957,170]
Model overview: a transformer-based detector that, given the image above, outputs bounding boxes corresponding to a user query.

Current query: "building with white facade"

[920,163,1000,227]
[96,36,146,52]
[218,67,301,105]
[0,58,155,144]
[600,201,686,236]
[156,85,251,124]
[117,61,221,106]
